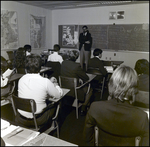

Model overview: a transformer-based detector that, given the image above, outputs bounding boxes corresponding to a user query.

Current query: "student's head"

[15,47,26,68]
[68,50,79,62]
[1,56,8,74]
[93,48,103,58]
[108,65,138,104]
[24,44,32,56]
[134,59,149,75]
[25,54,42,73]
[53,44,60,52]
[82,25,88,33]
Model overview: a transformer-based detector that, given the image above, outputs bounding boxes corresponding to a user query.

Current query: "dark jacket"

[61,60,89,83]
[79,31,92,51]
[83,99,149,146]
[88,57,108,76]
[138,74,149,92]
[60,60,89,102]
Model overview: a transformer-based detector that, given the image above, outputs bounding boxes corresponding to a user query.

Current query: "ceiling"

[14,1,148,10]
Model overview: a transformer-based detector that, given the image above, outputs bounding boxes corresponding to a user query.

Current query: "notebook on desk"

[23,133,78,146]
[2,126,39,146]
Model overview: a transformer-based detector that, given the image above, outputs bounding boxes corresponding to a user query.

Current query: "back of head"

[68,50,79,62]
[1,56,8,73]
[15,47,26,68]
[134,59,149,75]
[25,54,42,73]
[24,44,31,52]
[53,44,60,52]
[93,48,103,56]
[108,65,138,103]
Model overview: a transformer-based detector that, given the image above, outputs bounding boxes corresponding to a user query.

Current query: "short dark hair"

[25,54,42,73]
[93,48,103,56]
[134,59,149,75]
[82,25,88,29]
[24,44,31,52]
[1,56,8,73]
[53,44,60,52]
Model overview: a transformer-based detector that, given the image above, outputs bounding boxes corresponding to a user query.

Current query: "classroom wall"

[1,1,52,60]
[52,3,149,68]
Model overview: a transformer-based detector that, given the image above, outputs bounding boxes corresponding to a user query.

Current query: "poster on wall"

[1,10,19,49]
[30,15,46,48]
[59,25,79,49]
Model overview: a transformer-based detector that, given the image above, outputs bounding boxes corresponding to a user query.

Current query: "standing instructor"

[79,25,92,71]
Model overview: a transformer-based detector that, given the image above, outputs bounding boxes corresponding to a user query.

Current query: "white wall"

[52,3,149,68]
[1,1,52,60]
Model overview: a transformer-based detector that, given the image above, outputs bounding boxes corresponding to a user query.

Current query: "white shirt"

[1,77,8,87]
[47,52,63,64]
[18,73,63,118]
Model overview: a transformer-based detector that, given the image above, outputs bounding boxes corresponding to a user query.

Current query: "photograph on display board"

[59,25,79,49]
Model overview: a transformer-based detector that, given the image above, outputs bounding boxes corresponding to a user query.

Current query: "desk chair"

[46,61,61,81]
[59,76,90,119]
[94,126,141,146]
[11,94,60,138]
[86,67,105,99]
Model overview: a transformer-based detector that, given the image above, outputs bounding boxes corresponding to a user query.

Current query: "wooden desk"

[40,66,52,73]
[9,73,24,82]
[23,132,78,146]
[40,66,52,77]
[48,88,70,102]
[77,73,96,88]
[1,74,24,106]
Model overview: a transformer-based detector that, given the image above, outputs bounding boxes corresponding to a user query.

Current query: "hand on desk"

[50,77,57,83]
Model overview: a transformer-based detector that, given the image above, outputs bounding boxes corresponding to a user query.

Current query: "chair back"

[59,76,77,89]
[86,67,105,99]
[11,94,38,129]
[94,126,141,146]
[12,94,36,113]
[59,76,81,119]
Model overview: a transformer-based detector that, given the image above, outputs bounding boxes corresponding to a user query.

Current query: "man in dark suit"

[61,50,93,115]
[83,65,149,146]
[88,48,108,88]
[79,25,92,71]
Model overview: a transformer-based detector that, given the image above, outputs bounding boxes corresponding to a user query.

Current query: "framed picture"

[109,12,116,20]
[59,25,79,49]
[117,11,125,19]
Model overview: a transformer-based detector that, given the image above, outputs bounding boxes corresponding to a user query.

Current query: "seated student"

[61,50,93,116]
[16,54,63,127]
[14,47,26,74]
[83,65,149,146]
[134,59,149,91]
[47,44,63,64]
[1,56,14,97]
[24,44,32,56]
[88,48,109,88]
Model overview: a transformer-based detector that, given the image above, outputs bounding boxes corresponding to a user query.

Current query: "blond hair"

[108,65,138,103]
